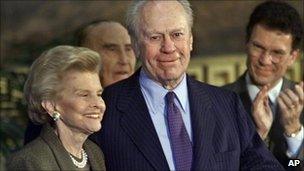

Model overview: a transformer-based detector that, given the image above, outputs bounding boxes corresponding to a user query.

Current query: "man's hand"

[252,85,273,140]
[278,81,304,135]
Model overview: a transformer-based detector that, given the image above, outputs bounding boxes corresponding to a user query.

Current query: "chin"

[164,69,182,78]
[160,75,178,82]
[251,76,271,86]
[88,124,102,133]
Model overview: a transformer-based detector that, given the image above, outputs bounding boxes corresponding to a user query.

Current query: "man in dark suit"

[224,1,303,170]
[90,1,284,170]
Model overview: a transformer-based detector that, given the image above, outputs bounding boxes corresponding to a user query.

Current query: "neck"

[143,67,185,90]
[55,122,88,158]
[247,73,281,90]
[161,78,183,90]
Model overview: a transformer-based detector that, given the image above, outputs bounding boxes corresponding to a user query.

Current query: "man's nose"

[118,49,129,65]
[161,35,176,54]
[259,51,273,65]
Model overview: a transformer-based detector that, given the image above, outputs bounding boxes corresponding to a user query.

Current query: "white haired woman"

[6,45,106,170]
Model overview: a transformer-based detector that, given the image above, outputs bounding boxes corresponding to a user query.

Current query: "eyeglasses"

[248,42,290,63]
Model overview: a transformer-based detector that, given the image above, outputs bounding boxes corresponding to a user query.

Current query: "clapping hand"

[278,81,304,136]
[252,85,274,140]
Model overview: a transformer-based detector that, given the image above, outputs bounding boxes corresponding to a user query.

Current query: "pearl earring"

[52,111,61,121]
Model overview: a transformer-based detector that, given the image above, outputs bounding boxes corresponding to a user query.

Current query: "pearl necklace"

[69,149,88,168]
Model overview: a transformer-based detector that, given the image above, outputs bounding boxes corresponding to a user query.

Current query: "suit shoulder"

[6,137,49,169]
[8,137,48,158]
[191,79,238,99]
[222,74,246,92]
[222,81,237,90]
[282,78,297,88]
[103,76,134,94]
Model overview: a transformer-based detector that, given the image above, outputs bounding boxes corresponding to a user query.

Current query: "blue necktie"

[166,92,192,171]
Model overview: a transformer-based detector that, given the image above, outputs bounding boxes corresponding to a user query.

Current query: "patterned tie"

[166,91,192,171]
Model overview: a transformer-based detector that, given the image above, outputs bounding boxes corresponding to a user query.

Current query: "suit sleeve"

[232,93,285,170]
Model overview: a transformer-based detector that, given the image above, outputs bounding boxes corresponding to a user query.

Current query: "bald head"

[79,21,136,87]
[82,22,130,49]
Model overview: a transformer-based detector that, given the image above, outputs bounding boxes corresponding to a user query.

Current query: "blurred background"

[0,0,303,167]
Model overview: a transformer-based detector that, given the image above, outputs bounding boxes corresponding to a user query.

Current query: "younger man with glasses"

[224,1,303,170]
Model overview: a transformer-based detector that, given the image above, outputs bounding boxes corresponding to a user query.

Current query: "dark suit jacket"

[7,123,106,171]
[223,72,304,170]
[90,69,284,171]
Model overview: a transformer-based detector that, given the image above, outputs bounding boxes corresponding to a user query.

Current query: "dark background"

[1,1,302,67]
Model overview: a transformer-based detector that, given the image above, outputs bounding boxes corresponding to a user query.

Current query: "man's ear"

[288,49,300,66]
[190,34,193,51]
[41,100,55,117]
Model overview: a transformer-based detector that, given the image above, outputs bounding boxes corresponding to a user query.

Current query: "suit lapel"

[187,77,215,170]
[236,75,252,116]
[84,141,105,171]
[281,78,295,90]
[117,70,169,170]
[40,124,76,170]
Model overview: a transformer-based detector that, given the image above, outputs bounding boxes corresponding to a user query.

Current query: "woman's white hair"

[24,45,101,124]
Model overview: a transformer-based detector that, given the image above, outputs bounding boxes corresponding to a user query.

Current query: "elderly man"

[24,20,136,144]
[77,20,136,87]
[91,1,284,170]
[224,1,303,170]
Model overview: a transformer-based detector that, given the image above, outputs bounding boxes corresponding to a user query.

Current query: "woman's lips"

[84,113,101,119]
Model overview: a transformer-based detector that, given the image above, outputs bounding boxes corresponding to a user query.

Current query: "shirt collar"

[139,68,188,112]
[245,72,283,104]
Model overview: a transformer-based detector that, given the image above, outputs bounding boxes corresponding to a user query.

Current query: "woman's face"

[55,70,105,135]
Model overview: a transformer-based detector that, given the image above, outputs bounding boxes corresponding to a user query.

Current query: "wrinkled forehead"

[139,1,190,32]
[88,23,131,44]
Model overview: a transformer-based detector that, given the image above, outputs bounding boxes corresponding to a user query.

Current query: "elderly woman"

[6,45,106,170]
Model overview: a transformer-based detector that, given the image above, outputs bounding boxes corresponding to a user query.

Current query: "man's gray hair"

[125,0,193,57]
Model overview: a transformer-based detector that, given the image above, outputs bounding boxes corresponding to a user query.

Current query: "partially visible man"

[77,20,136,87]
[91,0,284,170]
[224,1,303,170]
[23,20,136,144]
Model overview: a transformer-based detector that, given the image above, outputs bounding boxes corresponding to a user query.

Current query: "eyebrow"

[145,28,186,35]
[252,40,287,52]
[102,44,119,48]
[74,89,103,93]
[251,41,266,48]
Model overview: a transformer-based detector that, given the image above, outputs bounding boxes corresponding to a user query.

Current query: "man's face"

[85,22,136,87]
[246,24,298,88]
[138,1,193,89]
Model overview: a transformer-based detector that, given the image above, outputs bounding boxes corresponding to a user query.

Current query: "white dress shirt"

[139,69,192,170]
